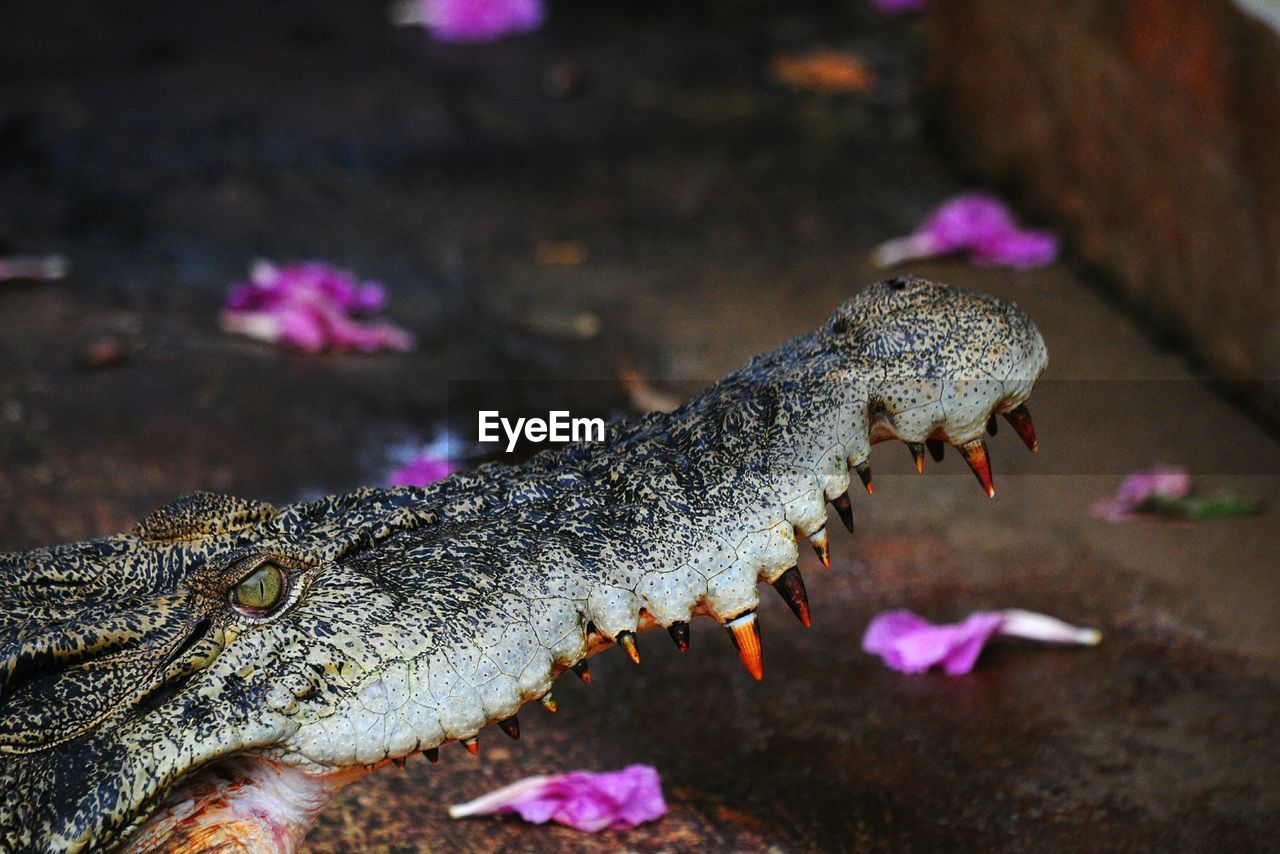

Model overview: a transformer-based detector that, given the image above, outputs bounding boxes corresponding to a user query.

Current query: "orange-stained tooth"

[926,438,946,463]
[831,492,854,533]
[809,526,830,568]
[1003,404,1038,452]
[425,747,440,763]
[725,612,764,680]
[855,461,873,494]
[908,442,925,473]
[540,692,558,713]
[498,716,520,740]
[571,660,591,683]
[668,622,690,652]
[617,631,641,664]
[462,737,479,756]
[958,439,996,497]
[772,566,811,627]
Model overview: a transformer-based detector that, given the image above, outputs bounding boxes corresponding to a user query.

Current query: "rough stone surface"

[927,0,1280,423]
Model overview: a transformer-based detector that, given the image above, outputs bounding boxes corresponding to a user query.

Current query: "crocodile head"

[0,277,1048,851]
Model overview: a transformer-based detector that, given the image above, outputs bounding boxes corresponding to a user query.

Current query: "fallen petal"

[448,765,666,833]
[392,0,545,43]
[972,229,1060,269]
[221,260,415,354]
[862,608,1100,675]
[871,232,940,268]
[872,0,930,13]
[1091,466,1191,521]
[996,609,1101,646]
[388,432,464,487]
[873,192,1058,270]
[388,454,459,487]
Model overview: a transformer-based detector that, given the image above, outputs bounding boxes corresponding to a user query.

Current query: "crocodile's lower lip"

[122,757,371,854]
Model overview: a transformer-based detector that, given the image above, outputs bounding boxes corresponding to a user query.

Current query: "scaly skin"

[0,277,1047,851]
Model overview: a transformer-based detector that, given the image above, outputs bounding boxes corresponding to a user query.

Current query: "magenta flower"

[388,455,458,486]
[387,433,462,486]
[873,193,1059,269]
[863,608,1101,675]
[1090,466,1258,521]
[872,0,929,14]
[0,255,68,283]
[391,0,545,43]
[448,765,667,832]
[220,260,414,354]
[1091,466,1191,521]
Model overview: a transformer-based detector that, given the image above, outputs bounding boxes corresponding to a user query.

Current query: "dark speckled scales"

[0,278,1047,851]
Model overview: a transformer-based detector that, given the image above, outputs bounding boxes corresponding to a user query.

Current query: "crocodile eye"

[231,562,287,616]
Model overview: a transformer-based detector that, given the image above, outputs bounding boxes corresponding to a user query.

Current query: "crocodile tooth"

[1003,404,1038,452]
[772,566,810,627]
[425,747,439,763]
[926,438,946,463]
[908,442,926,473]
[462,737,479,756]
[958,439,995,497]
[725,612,763,680]
[668,622,690,652]
[498,716,520,740]
[987,414,999,436]
[540,692,558,713]
[809,526,830,568]
[855,460,873,494]
[830,492,854,533]
[616,631,641,664]
[571,660,591,683]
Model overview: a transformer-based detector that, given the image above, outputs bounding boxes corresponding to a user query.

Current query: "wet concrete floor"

[2,1,1277,850]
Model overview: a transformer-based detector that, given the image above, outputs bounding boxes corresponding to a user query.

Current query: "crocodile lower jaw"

[121,756,371,854]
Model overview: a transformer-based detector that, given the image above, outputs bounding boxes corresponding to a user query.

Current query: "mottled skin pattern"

[0,278,1047,851]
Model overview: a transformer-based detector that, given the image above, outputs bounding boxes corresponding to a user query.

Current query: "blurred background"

[2,0,1278,849]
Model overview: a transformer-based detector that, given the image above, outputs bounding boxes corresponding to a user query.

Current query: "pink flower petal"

[873,192,1059,269]
[388,454,458,486]
[971,229,1060,268]
[872,0,929,13]
[275,306,331,354]
[323,311,416,353]
[863,610,1003,674]
[393,0,545,43]
[1091,466,1191,521]
[221,260,414,354]
[863,608,1100,675]
[448,765,666,833]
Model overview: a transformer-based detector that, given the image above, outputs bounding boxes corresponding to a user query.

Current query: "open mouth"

[122,756,372,854]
